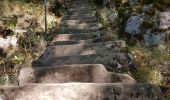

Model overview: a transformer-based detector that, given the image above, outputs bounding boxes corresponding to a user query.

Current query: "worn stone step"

[68,11,94,16]
[49,36,116,45]
[32,53,131,71]
[70,2,90,5]
[69,7,96,11]
[19,64,136,85]
[69,8,97,13]
[70,5,92,9]
[70,1,88,5]
[64,15,95,20]
[65,13,95,19]
[0,83,163,100]
[69,9,96,14]
[44,41,126,58]
[61,28,99,33]
[51,32,101,41]
[61,22,102,30]
[66,11,94,16]
[62,18,98,25]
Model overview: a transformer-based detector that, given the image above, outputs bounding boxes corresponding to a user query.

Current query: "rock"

[108,11,118,23]
[12,29,27,33]
[125,15,143,35]
[144,30,166,46]
[157,8,170,30]
[142,4,154,14]
[102,0,109,6]
[0,35,18,51]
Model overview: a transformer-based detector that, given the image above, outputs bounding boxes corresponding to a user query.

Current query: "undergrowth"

[0,0,65,85]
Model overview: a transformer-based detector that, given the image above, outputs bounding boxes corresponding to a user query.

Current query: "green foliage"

[7,16,18,28]
[133,66,163,84]
[164,96,170,100]
[129,44,170,85]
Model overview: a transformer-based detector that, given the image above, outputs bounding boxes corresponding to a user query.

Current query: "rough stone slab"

[19,64,136,85]
[70,3,91,8]
[61,22,102,30]
[61,28,99,33]
[65,13,95,19]
[69,8,97,12]
[67,11,94,16]
[69,9,95,14]
[44,41,126,57]
[49,36,118,45]
[32,53,130,70]
[0,83,163,100]
[51,32,101,41]
[64,15,95,20]
[62,19,98,25]
[69,10,96,15]
[65,12,94,17]
[69,2,89,5]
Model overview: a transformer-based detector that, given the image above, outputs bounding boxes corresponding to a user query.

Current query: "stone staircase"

[0,0,163,100]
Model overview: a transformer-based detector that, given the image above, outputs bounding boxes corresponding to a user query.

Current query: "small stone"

[117,63,122,69]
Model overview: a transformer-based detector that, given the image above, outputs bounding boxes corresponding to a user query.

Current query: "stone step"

[72,1,88,4]
[65,13,95,19]
[69,1,88,5]
[61,28,99,33]
[43,41,126,57]
[64,15,95,20]
[19,64,136,85]
[68,11,95,16]
[0,83,163,100]
[69,7,96,11]
[51,32,101,41]
[69,8,97,13]
[61,22,102,30]
[49,36,116,45]
[32,53,131,71]
[69,9,96,14]
[70,5,92,9]
[62,18,98,25]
